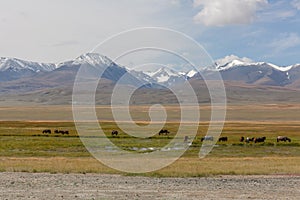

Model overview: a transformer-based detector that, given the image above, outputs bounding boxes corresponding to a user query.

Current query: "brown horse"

[254,137,266,143]
[55,130,69,135]
[240,136,245,142]
[42,129,51,134]
[60,130,69,135]
[218,137,228,142]
[159,129,170,135]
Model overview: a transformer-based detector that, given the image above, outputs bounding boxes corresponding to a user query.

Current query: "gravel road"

[0,172,299,200]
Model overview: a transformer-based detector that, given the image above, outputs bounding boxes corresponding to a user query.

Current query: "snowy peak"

[1,53,300,88]
[205,55,300,87]
[216,55,253,67]
[73,53,114,66]
[153,67,180,76]
[216,55,297,72]
[218,59,248,70]
[0,57,56,72]
[145,67,184,83]
[186,70,198,78]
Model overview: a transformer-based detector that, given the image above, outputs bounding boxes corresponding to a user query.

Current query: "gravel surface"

[0,173,299,200]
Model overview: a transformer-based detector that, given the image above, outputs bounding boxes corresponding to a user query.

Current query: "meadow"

[0,104,299,177]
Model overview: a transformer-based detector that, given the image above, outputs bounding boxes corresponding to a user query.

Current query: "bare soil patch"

[0,173,299,200]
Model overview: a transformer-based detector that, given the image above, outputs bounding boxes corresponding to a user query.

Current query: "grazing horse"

[111,130,118,136]
[240,136,245,142]
[60,130,69,135]
[159,129,170,135]
[246,137,255,143]
[201,136,214,142]
[254,137,266,143]
[218,137,228,142]
[55,130,69,135]
[277,136,291,142]
[42,129,51,134]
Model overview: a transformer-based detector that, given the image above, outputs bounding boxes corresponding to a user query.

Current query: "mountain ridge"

[1,53,299,105]
[1,53,300,89]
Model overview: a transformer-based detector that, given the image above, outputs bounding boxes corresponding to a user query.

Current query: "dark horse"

[111,130,118,136]
[240,136,245,142]
[277,136,291,142]
[254,137,266,143]
[54,130,69,135]
[42,129,51,134]
[218,137,228,142]
[60,130,69,135]
[159,129,170,135]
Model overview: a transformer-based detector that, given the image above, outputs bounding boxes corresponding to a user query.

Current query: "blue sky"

[0,0,299,66]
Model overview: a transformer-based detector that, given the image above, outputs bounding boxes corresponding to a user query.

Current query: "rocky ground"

[0,173,299,200]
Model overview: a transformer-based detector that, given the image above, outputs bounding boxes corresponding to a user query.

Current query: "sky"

[0,0,300,66]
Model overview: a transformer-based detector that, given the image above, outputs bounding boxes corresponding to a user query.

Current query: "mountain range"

[214,58,300,88]
[1,53,299,104]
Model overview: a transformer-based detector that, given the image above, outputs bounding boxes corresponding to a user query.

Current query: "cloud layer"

[292,0,300,10]
[270,33,300,53]
[193,0,268,26]
[0,0,299,66]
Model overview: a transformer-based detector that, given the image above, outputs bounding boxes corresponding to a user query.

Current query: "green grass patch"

[0,120,300,176]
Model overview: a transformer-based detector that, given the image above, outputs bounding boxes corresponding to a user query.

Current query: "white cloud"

[258,0,297,22]
[274,10,297,18]
[216,55,253,66]
[193,0,268,26]
[0,0,191,63]
[292,0,300,10]
[270,33,300,53]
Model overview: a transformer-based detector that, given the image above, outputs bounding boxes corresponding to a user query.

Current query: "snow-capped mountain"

[0,57,56,81]
[1,53,300,89]
[1,53,300,105]
[217,59,295,72]
[57,53,113,68]
[186,70,198,78]
[54,53,149,87]
[128,69,156,85]
[215,54,253,67]
[0,57,56,72]
[206,56,300,87]
[0,53,153,93]
[144,67,187,86]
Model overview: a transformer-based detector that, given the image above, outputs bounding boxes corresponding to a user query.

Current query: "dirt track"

[0,173,299,199]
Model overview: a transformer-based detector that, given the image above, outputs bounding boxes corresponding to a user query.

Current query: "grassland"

[0,104,299,176]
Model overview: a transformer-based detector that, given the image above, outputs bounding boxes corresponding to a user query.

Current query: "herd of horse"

[110,129,170,137]
[239,136,266,143]
[42,129,69,135]
[110,130,292,143]
[44,128,291,143]
[200,136,292,143]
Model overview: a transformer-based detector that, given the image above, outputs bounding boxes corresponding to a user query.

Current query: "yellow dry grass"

[158,157,300,177]
[1,156,299,177]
